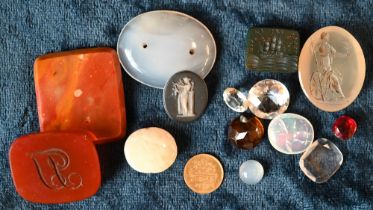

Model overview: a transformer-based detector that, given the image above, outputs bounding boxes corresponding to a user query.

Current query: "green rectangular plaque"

[246,28,300,73]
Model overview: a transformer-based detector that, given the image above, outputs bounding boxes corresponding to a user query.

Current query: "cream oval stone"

[117,10,216,89]
[124,127,177,173]
[299,26,365,112]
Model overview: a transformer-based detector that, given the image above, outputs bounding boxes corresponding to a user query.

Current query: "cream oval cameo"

[299,26,365,112]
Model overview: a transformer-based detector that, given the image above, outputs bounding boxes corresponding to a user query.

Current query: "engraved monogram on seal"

[310,31,349,102]
[30,148,83,190]
[172,77,195,117]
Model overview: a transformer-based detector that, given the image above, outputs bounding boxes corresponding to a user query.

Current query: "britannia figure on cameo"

[172,77,195,117]
[310,32,349,102]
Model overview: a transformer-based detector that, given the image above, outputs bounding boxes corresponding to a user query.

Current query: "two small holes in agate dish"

[141,43,195,55]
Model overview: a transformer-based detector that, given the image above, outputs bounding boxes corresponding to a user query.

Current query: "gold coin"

[183,154,224,194]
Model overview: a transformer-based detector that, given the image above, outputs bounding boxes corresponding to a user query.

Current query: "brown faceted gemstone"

[228,115,265,149]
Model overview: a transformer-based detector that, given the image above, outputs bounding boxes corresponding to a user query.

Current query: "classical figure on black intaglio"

[172,77,195,117]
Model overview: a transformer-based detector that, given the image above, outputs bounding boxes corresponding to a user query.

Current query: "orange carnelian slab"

[9,132,101,203]
[34,48,126,144]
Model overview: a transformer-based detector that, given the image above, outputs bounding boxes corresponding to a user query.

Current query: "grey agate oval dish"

[117,10,217,89]
[298,26,365,112]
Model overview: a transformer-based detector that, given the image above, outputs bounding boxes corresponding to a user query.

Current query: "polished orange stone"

[34,48,126,144]
[9,132,101,203]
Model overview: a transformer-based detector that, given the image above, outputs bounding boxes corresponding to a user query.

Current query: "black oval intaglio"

[163,71,208,122]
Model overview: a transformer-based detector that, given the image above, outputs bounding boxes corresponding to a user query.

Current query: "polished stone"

[268,113,314,154]
[117,10,216,89]
[9,132,100,203]
[124,127,177,173]
[228,115,264,149]
[223,88,249,112]
[247,79,290,119]
[299,26,366,112]
[332,115,357,140]
[299,138,343,183]
[163,71,208,122]
[239,160,264,185]
[246,28,300,73]
[34,48,126,144]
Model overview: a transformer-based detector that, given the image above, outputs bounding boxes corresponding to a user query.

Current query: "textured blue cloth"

[1,0,372,209]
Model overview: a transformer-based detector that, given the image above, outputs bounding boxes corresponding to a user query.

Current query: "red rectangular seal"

[9,132,101,203]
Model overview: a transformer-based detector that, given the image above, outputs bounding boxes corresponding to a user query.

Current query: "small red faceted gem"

[9,132,101,203]
[332,115,357,140]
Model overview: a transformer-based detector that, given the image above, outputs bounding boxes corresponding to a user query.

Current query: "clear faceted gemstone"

[223,88,249,112]
[239,160,264,185]
[268,113,314,154]
[299,138,343,183]
[247,79,290,119]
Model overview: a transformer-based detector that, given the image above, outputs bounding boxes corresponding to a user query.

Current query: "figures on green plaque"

[246,28,300,73]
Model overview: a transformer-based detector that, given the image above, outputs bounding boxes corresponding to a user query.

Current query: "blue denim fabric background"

[0,0,372,209]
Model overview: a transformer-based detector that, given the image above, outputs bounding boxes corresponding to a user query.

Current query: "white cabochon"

[124,127,177,173]
[299,26,365,112]
[268,113,314,155]
[117,10,216,89]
